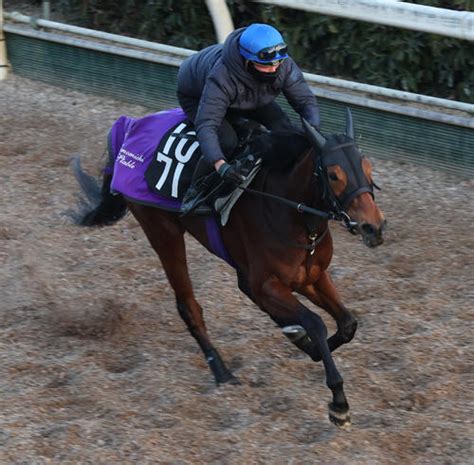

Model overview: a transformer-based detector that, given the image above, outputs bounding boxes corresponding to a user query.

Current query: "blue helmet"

[239,24,288,64]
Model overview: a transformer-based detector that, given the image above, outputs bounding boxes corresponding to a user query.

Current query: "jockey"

[177,23,321,210]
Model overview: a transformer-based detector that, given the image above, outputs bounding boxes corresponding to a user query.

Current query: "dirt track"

[0,75,473,465]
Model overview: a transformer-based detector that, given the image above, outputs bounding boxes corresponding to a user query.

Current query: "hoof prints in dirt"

[51,299,129,339]
[1,75,472,464]
[98,351,147,374]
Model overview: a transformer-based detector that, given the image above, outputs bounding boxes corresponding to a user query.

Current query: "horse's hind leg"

[128,204,237,385]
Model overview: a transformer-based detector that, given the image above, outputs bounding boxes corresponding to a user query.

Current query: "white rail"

[303,74,474,115]
[253,0,474,41]
[3,12,474,125]
[4,11,196,57]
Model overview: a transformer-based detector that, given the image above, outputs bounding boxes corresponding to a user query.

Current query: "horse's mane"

[247,128,312,171]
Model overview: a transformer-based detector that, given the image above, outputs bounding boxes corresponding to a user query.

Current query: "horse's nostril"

[361,224,376,236]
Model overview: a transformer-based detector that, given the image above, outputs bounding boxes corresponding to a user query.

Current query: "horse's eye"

[329,173,338,181]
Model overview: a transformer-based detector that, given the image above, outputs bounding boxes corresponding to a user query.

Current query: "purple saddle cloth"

[107,108,235,267]
[109,108,190,210]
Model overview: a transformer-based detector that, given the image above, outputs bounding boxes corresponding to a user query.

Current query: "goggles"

[241,43,288,63]
[252,59,283,67]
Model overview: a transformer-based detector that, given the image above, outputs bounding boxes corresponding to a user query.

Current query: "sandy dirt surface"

[0,75,472,465]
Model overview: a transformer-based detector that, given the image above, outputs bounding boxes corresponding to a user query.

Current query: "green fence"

[6,32,474,177]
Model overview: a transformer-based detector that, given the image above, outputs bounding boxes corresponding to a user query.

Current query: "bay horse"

[72,108,385,427]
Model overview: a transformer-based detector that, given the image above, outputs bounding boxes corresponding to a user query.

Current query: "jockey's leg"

[181,119,238,212]
[245,101,296,132]
[190,156,215,184]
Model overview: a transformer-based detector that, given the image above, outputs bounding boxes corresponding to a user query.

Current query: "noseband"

[313,139,376,235]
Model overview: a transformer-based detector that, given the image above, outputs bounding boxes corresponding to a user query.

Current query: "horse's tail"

[70,155,128,227]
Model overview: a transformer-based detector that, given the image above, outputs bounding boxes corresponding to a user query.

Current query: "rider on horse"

[177,23,322,211]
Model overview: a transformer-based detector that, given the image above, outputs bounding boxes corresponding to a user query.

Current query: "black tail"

[70,156,128,227]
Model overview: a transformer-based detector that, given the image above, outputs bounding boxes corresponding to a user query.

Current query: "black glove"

[217,161,246,186]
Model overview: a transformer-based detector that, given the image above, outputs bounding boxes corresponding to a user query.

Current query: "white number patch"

[155,123,199,198]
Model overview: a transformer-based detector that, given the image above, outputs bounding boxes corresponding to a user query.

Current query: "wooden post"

[0,0,8,80]
[204,0,234,43]
[42,0,51,20]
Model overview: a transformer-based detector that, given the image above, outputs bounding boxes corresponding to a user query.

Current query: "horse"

[71,108,385,427]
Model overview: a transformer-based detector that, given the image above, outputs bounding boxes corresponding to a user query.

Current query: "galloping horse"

[72,108,385,427]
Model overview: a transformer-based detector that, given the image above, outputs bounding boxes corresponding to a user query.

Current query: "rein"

[236,135,373,236]
[240,186,336,220]
[238,184,331,274]
[238,184,359,235]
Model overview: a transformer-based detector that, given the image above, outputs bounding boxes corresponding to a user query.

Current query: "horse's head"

[303,110,385,247]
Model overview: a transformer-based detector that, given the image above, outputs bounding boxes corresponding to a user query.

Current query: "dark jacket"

[177,28,321,164]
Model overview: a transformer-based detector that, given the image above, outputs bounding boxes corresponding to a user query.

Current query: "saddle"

[180,151,260,218]
[178,120,266,217]
[214,157,262,225]
[108,109,263,220]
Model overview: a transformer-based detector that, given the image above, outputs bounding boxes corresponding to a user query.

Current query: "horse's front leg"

[299,270,358,354]
[255,276,351,427]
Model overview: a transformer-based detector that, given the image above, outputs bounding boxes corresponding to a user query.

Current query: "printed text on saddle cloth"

[145,121,201,199]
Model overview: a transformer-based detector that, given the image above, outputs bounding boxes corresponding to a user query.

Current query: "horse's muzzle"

[360,220,386,247]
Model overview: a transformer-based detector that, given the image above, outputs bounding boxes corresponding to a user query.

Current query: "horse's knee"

[339,314,358,343]
[300,308,328,339]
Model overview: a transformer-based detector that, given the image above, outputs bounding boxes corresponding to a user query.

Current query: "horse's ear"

[302,118,326,149]
[345,108,355,140]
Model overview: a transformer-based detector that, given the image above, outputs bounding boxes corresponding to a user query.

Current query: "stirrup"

[180,175,215,215]
[181,186,204,213]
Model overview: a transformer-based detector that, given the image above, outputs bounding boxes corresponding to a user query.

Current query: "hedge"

[56,0,473,102]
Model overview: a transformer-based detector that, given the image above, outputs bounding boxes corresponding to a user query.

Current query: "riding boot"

[181,179,208,212]
[181,157,217,213]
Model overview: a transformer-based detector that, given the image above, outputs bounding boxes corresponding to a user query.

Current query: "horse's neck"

[258,149,328,235]
[265,149,323,204]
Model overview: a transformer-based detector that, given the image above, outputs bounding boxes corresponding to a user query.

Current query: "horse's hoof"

[340,316,358,343]
[216,373,241,386]
[227,375,241,386]
[328,403,351,428]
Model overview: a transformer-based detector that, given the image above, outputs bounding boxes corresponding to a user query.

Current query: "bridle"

[234,145,373,268]
[312,139,378,235]
[240,133,378,237]
[301,110,381,235]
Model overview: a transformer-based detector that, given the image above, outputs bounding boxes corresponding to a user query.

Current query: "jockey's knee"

[271,117,295,133]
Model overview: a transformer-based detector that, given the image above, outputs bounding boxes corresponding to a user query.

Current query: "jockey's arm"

[195,77,233,171]
[214,159,226,171]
